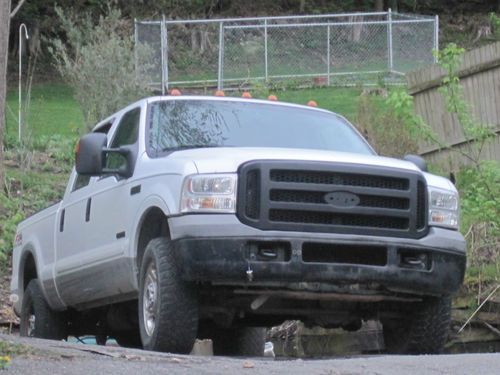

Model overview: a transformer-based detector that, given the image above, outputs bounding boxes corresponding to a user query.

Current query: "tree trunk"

[0,0,12,190]
[375,0,384,12]
[299,0,306,13]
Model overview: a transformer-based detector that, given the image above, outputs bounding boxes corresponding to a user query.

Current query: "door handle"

[60,209,65,232]
[85,198,92,222]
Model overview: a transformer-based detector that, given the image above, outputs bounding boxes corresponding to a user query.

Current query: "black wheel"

[202,325,266,357]
[114,330,142,348]
[20,279,67,340]
[138,238,198,353]
[383,296,452,354]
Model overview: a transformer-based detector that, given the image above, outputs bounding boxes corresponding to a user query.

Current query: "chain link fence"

[135,10,438,92]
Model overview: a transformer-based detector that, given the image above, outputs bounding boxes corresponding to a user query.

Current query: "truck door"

[54,171,97,305]
[82,107,142,303]
[56,107,142,307]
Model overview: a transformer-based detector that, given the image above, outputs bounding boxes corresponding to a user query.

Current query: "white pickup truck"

[11,96,465,355]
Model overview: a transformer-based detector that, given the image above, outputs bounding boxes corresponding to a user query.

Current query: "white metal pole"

[327,24,331,86]
[160,15,166,95]
[387,9,393,72]
[134,19,138,80]
[434,15,439,63]
[164,15,169,91]
[264,19,268,82]
[18,23,29,143]
[218,22,224,89]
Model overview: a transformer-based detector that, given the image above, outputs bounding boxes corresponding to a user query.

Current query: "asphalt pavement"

[2,333,500,374]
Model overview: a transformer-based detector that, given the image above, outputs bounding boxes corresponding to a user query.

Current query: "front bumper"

[169,215,466,297]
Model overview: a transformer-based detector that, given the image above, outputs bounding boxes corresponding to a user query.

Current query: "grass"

[5,83,84,140]
[274,86,364,122]
[0,340,33,357]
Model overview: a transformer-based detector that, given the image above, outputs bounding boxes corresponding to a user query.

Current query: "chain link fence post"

[387,8,393,72]
[264,18,269,82]
[160,15,166,94]
[164,15,169,92]
[326,23,330,86]
[134,18,138,78]
[434,15,439,62]
[218,21,224,89]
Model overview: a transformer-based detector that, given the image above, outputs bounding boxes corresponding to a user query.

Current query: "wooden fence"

[407,42,500,171]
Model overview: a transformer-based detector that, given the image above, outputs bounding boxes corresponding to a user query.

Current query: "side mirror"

[403,154,428,172]
[76,133,107,175]
[76,133,133,178]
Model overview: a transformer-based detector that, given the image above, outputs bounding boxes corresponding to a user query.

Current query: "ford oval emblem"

[324,191,360,208]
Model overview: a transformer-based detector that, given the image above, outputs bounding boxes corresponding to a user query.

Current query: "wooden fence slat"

[409,42,500,169]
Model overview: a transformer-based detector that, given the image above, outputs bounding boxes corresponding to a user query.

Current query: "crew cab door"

[55,107,143,307]
[55,170,98,305]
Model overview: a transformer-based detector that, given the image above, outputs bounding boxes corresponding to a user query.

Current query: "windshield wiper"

[161,144,227,152]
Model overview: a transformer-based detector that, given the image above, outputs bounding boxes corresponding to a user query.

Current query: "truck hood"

[167,147,455,191]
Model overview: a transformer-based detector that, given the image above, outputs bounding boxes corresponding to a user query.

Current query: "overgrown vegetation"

[0,136,72,269]
[0,339,34,368]
[49,7,153,132]
[380,43,500,297]
[357,89,419,157]
[435,45,499,296]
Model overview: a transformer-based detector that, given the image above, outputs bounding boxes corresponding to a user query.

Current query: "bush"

[49,7,154,132]
[383,43,500,293]
[356,91,419,158]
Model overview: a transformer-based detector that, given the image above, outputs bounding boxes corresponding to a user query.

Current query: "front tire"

[20,279,67,340]
[383,296,452,354]
[138,238,198,353]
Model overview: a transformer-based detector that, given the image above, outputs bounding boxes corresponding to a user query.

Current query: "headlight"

[428,187,459,229]
[180,174,237,213]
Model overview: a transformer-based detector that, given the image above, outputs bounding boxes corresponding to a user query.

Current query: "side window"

[73,174,91,191]
[106,108,140,169]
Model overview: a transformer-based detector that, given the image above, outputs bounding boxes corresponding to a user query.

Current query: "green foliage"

[0,194,25,267]
[434,44,499,242]
[48,7,154,132]
[435,43,494,162]
[0,340,33,357]
[0,135,71,269]
[435,44,500,289]
[384,43,500,291]
[458,161,500,234]
[34,135,75,166]
[490,12,500,39]
[357,91,419,158]
[385,89,441,147]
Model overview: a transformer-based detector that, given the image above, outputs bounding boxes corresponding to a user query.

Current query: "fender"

[128,194,171,288]
[16,243,66,313]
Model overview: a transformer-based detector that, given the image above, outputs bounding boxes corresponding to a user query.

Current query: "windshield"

[147,99,374,156]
